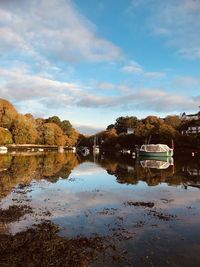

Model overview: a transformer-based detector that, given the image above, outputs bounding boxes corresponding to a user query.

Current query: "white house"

[180,112,200,121]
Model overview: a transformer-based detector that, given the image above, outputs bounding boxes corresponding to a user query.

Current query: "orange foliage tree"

[0,98,18,129]
[11,114,39,144]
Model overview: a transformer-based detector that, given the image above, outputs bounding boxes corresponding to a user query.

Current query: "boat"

[0,146,8,154]
[137,144,173,157]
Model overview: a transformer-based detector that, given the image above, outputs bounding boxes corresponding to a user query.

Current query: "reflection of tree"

[1,152,200,200]
[96,154,200,187]
[0,153,79,199]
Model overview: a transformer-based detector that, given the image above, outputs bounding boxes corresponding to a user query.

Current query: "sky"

[0,0,200,134]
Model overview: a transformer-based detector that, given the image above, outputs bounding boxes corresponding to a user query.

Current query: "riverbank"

[3,144,75,152]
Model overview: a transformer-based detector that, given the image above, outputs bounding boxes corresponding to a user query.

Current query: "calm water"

[0,151,200,266]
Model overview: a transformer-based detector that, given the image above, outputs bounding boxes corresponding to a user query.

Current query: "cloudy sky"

[0,0,200,134]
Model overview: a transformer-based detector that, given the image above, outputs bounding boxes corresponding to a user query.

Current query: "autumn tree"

[11,115,38,144]
[46,116,62,127]
[165,115,181,129]
[106,124,115,130]
[0,98,18,129]
[61,120,74,136]
[114,116,138,134]
[0,127,13,145]
[41,123,65,146]
[65,128,80,146]
[158,124,177,144]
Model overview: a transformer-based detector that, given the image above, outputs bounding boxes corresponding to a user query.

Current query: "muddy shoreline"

[0,201,184,267]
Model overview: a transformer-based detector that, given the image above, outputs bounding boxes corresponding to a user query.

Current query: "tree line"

[0,98,80,146]
[80,115,200,151]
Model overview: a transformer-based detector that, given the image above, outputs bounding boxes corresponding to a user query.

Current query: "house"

[127,128,134,134]
[180,112,200,121]
[181,126,200,135]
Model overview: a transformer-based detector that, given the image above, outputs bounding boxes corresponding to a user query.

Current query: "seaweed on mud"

[0,221,129,267]
[148,210,176,221]
[0,205,33,223]
[124,201,155,208]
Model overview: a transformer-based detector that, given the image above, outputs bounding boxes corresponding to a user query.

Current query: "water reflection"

[0,152,79,199]
[0,152,200,266]
[1,152,200,199]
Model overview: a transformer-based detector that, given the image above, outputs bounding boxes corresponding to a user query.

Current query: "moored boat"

[138,144,173,157]
[0,146,8,154]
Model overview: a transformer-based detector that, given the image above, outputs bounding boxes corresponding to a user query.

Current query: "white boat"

[138,144,173,157]
[0,146,8,154]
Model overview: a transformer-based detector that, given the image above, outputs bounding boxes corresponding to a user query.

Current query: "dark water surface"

[0,152,200,266]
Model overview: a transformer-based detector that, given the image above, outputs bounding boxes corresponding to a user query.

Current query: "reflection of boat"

[120,149,131,154]
[81,147,90,156]
[93,136,100,154]
[138,144,173,157]
[71,147,76,153]
[140,157,173,170]
[0,168,8,172]
[0,146,8,154]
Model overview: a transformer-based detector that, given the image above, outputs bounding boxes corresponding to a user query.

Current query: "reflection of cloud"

[1,161,200,236]
[73,163,104,176]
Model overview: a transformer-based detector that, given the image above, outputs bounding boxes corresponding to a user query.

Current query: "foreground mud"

[0,202,180,267]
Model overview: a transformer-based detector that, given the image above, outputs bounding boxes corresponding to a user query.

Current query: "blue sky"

[0,0,200,134]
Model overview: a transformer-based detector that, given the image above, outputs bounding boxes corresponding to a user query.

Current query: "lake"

[0,151,200,266]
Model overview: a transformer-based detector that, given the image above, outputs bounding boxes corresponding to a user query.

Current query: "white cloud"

[128,0,200,59]
[144,72,166,79]
[0,67,83,115]
[173,76,200,87]
[96,82,116,90]
[0,67,198,117]
[0,0,122,63]
[121,61,143,74]
[121,61,166,78]
[77,88,199,113]
[131,0,200,59]
[73,124,104,135]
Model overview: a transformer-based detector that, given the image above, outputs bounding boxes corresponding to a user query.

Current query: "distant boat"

[138,144,173,157]
[0,146,8,154]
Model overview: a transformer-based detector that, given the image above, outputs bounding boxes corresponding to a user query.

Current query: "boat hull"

[138,151,173,157]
